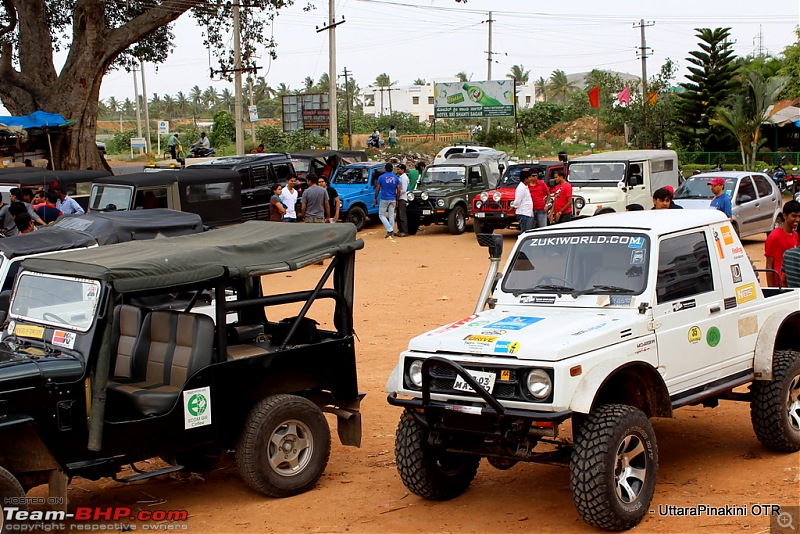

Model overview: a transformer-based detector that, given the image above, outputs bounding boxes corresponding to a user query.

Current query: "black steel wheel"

[570,404,658,531]
[395,409,480,500]
[0,466,26,527]
[751,350,800,452]
[236,394,331,498]
[346,206,367,231]
[447,206,467,235]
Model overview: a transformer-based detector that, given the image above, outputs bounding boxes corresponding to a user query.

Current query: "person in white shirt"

[197,132,210,150]
[512,168,534,233]
[54,186,85,215]
[279,176,299,222]
[395,164,410,237]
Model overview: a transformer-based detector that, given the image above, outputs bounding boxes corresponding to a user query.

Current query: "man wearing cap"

[512,169,534,233]
[708,177,731,218]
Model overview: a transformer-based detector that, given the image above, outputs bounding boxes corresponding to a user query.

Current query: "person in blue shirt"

[373,163,400,239]
[708,177,732,218]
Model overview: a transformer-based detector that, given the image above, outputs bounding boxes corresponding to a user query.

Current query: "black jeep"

[0,222,364,509]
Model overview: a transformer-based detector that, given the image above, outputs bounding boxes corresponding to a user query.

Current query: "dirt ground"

[34,223,799,533]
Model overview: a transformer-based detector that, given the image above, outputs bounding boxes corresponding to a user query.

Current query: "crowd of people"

[0,186,84,236]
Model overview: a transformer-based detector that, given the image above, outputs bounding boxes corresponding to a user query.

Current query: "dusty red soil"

[30,225,799,533]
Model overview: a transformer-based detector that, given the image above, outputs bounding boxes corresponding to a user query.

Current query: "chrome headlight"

[526,369,552,399]
[475,200,483,209]
[573,197,586,210]
[407,191,415,201]
[421,192,429,201]
[436,198,446,208]
[492,191,502,202]
[480,192,489,202]
[409,360,424,388]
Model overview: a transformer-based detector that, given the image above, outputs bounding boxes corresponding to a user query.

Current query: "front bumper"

[387,356,572,439]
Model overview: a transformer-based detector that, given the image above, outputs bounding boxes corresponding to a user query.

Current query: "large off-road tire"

[345,205,367,231]
[447,206,467,235]
[395,409,480,500]
[0,466,27,526]
[750,349,800,452]
[408,216,421,236]
[472,218,492,235]
[236,394,331,498]
[570,404,658,531]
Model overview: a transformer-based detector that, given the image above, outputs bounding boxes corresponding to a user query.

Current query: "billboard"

[282,93,330,132]
[434,80,515,119]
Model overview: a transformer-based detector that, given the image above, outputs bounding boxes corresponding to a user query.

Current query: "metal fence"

[680,152,800,167]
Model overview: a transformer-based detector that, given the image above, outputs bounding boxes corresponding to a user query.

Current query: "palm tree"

[547,70,576,103]
[122,98,134,117]
[455,71,470,83]
[162,94,176,119]
[317,73,330,94]
[202,86,219,110]
[534,77,547,102]
[713,72,789,169]
[413,78,426,85]
[175,91,190,118]
[507,65,530,84]
[106,97,120,116]
[373,73,397,115]
[274,83,291,96]
[219,88,234,112]
[303,76,315,91]
[149,93,163,116]
[253,76,274,101]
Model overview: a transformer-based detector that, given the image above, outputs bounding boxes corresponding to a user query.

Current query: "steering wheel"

[535,276,571,287]
[42,312,67,324]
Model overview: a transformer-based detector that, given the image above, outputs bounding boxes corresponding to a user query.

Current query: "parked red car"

[470,161,566,233]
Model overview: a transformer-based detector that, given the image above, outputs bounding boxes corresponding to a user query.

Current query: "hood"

[416,184,466,196]
[408,308,645,362]
[673,198,713,210]
[571,188,622,204]
[336,182,373,200]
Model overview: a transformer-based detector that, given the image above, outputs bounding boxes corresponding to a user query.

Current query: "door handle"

[709,305,721,314]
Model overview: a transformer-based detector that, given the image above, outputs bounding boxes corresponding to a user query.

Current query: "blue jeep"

[331,162,390,230]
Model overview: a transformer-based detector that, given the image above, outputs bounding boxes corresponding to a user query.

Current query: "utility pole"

[635,19,654,148]
[140,61,152,154]
[233,2,244,154]
[485,10,494,134]
[132,67,142,141]
[316,3,344,149]
[339,68,353,149]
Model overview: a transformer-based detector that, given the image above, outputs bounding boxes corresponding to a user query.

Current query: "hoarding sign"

[434,80,515,119]
[282,93,329,132]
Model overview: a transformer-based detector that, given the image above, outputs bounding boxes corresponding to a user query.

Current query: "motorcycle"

[366,135,384,149]
[189,143,216,158]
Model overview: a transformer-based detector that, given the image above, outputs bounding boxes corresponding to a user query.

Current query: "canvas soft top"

[93,168,240,187]
[0,169,110,186]
[54,209,204,245]
[22,221,364,292]
[0,226,97,259]
[571,150,678,163]
[291,150,368,162]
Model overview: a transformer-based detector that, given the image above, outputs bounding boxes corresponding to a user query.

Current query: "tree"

[675,27,738,151]
[777,29,800,99]
[713,71,789,168]
[413,78,426,86]
[455,71,470,83]
[534,77,547,102]
[507,65,530,84]
[547,70,576,104]
[0,1,295,169]
[303,76,316,91]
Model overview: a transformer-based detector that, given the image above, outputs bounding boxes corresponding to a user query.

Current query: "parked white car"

[673,171,783,237]
[433,144,495,164]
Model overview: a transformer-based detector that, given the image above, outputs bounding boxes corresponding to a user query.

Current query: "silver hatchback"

[673,171,783,237]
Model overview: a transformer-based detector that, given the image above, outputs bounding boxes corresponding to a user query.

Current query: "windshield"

[421,166,466,184]
[333,167,369,185]
[502,232,650,296]
[568,162,627,183]
[291,158,311,173]
[674,177,735,199]
[90,184,133,211]
[501,166,548,187]
[10,273,102,332]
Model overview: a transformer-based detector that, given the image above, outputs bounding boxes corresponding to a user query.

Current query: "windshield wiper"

[570,285,636,298]
[513,284,575,297]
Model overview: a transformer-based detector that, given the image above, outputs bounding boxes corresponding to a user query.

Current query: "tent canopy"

[0,111,68,129]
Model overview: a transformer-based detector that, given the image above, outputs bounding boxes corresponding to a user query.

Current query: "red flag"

[588,86,600,108]
[617,86,631,106]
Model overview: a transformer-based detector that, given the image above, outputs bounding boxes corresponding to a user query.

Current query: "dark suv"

[188,153,297,220]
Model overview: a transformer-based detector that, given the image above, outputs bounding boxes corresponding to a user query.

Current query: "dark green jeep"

[406,151,504,235]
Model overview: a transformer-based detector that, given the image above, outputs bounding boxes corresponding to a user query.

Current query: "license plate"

[422,209,433,215]
[453,370,496,394]
[474,212,485,218]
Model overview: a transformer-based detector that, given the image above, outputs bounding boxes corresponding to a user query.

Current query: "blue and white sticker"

[494,341,521,354]
[486,316,544,330]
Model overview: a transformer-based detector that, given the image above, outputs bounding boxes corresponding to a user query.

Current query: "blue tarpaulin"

[0,111,67,129]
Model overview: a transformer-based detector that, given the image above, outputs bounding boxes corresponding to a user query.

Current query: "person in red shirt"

[764,200,800,287]
[528,170,551,228]
[549,169,573,224]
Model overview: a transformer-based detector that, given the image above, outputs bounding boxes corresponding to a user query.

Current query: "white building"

[362,80,538,123]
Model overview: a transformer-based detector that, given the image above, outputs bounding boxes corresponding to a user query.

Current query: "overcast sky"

[4,0,800,115]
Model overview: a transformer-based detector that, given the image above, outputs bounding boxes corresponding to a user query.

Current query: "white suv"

[433,145,494,164]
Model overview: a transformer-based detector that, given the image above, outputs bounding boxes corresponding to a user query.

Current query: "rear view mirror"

[476,233,503,260]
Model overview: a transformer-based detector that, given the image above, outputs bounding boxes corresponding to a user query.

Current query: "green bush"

[209,110,235,147]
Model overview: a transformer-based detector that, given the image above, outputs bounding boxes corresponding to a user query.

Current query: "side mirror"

[557,151,568,163]
[476,233,503,260]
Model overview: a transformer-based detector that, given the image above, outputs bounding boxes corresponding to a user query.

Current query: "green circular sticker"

[187,393,208,416]
[706,327,721,347]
